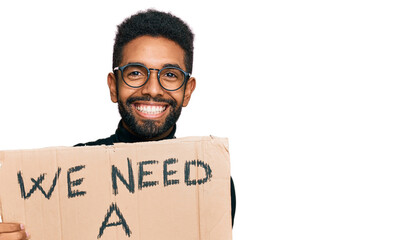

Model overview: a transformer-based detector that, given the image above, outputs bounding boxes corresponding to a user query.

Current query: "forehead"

[121,36,186,69]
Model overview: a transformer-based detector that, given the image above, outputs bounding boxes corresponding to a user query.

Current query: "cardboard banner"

[0,136,232,240]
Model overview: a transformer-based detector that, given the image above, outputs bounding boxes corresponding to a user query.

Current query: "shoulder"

[74,134,117,147]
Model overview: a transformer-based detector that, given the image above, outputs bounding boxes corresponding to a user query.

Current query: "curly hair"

[113,9,194,73]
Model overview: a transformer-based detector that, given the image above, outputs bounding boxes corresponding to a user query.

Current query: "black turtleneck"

[75,121,176,146]
[75,120,236,226]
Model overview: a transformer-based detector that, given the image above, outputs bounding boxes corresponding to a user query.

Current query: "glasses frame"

[113,63,191,91]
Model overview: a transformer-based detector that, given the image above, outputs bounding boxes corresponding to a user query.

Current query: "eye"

[164,71,178,79]
[161,68,183,82]
[127,71,144,81]
[124,65,147,81]
[128,71,142,77]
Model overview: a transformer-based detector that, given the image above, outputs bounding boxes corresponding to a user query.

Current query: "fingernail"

[20,224,25,230]
[26,231,31,239]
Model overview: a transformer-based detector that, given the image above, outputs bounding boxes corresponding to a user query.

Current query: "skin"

[108,36,196,140]
[0,35,195,239]
[0,223,29,240]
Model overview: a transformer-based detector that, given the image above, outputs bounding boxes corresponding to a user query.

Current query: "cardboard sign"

[0,136,232,240]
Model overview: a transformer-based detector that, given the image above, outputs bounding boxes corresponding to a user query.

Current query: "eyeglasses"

[113,63,191,91]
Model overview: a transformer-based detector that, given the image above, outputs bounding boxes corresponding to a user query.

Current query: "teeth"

[136,105,166,114]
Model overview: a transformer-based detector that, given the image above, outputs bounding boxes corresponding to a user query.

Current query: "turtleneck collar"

[113,120,176,143]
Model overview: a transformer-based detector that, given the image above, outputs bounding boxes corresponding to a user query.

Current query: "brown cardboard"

[0,136,232,240]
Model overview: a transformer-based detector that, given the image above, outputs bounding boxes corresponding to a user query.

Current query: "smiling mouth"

[134,103,168,117]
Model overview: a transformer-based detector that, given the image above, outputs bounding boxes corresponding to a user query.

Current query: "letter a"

[98,202,131,238]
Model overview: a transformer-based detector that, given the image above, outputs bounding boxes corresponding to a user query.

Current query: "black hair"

[113,9,194,73]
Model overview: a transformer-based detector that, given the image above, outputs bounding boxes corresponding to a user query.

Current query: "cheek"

[117,85,136,102]
[170,92,186,106]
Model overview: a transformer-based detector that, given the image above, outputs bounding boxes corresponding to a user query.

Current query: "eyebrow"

[162,63,182,69]
[127,62,184,70]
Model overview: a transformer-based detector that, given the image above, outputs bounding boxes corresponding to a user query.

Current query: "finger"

[0,230,29,240]
[0,223,22,233]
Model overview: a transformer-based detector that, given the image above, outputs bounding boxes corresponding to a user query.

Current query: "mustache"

[126,96,176,107]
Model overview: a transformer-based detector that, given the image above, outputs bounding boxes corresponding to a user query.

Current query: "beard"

[117,95,182,140]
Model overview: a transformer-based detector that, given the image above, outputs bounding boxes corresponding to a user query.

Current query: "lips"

[136,104,167,114]
[133,103,168,118]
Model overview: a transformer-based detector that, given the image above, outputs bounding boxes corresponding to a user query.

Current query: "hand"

[0,223,29,240]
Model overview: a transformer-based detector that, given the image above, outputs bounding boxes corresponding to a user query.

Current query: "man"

[0,10,235,239]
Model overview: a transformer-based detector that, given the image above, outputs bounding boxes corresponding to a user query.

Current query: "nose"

[141,69,164,97]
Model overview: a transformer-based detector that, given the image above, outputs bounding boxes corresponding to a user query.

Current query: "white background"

[1,0,415,239]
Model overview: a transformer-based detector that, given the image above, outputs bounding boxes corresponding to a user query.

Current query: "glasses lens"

[159,67,186,90]
[122,65,148,87]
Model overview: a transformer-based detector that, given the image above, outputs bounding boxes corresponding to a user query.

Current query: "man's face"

[107,36,196,140]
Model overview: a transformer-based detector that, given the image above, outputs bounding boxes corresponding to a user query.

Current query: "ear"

[107,72,118,103]
[182,77,196,107]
